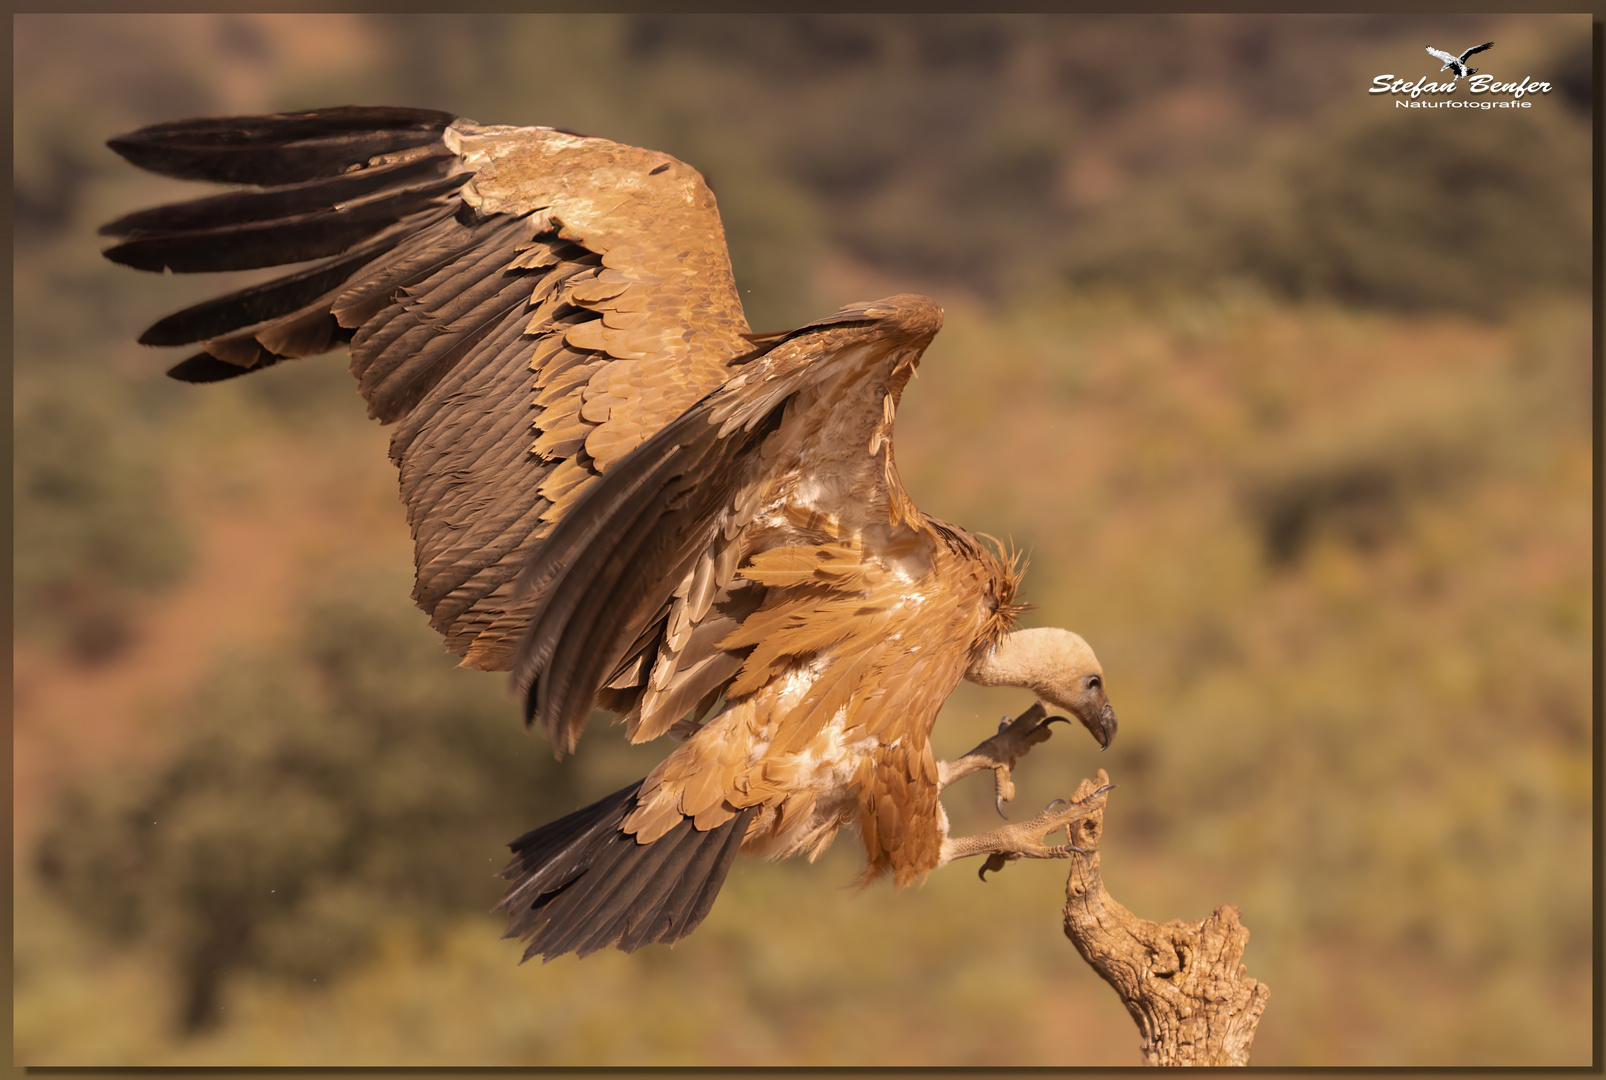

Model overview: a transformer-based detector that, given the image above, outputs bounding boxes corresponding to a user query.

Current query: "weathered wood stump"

[1059,770,1270,1066]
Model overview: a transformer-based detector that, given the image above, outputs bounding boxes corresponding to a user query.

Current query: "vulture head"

[967,627,1119,749]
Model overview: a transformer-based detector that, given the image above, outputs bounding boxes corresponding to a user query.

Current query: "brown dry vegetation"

[12,13,1593,1066]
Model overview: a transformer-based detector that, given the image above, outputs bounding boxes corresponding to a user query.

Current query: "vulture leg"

[936,702,1070,818]
[938,782,1115,880]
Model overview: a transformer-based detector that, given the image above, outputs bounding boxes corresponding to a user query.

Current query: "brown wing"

[512,293,974,754]
[103,107,753,669]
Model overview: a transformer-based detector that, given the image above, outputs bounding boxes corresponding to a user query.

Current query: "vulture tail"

[497,781,755,961]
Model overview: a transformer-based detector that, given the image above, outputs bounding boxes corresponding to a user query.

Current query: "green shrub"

[34,571,583,1032]
[13,386,192,661]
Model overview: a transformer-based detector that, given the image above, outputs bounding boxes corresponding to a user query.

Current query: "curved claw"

[978,852,1013,882]
[993,763,1019,820]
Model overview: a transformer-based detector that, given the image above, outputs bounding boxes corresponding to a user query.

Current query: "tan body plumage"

[103,107,1117,960]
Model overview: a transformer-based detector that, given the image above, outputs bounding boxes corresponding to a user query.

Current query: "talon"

[946,776,1113,869]
[937,701,1062,797]
[978,852,1013,881]
[993,764,1017,820]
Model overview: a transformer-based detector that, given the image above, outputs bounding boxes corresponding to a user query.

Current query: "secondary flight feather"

[104,106,1118,961]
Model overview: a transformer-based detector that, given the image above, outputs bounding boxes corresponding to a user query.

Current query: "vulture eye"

[1085,675,1102,692]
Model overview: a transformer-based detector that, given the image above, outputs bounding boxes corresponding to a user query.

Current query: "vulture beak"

[1075,701,1118,751]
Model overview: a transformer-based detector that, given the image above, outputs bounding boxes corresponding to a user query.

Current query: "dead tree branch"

[1059,769,1270,1066]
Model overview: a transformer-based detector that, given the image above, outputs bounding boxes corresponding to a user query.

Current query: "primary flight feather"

[104,106,1118,961]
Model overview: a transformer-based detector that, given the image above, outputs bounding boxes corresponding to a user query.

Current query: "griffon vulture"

[102,107,1118,961]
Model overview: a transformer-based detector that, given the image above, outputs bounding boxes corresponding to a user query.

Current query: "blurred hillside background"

[12,13,1593,1066]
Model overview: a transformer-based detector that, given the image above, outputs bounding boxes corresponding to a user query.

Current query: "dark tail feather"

[497,782,754,961]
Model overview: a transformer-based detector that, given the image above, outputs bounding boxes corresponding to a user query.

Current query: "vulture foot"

[936,702,1069,818]
[939,783,1115,879]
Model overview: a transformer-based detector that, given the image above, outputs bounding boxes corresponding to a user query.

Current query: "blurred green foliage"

[1065,95,1589,317]
[14,12,1593,1067]
[13,382,191,660]
[34,569,585,1032]
[1271,108,1590,312]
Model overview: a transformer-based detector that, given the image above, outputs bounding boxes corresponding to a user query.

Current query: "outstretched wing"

[103,107,753,670]
[1425,46,1459,65]
[1459,41,1494,61]
[511,293,999,753]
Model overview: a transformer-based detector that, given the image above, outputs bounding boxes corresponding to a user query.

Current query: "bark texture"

[1060,770,1270,1066]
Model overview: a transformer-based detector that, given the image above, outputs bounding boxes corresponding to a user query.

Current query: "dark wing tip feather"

[102,175,467,275]
[98,153,457,241]
[136,251,370,348]
[166,353,275,383]
[106,105,456,186]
